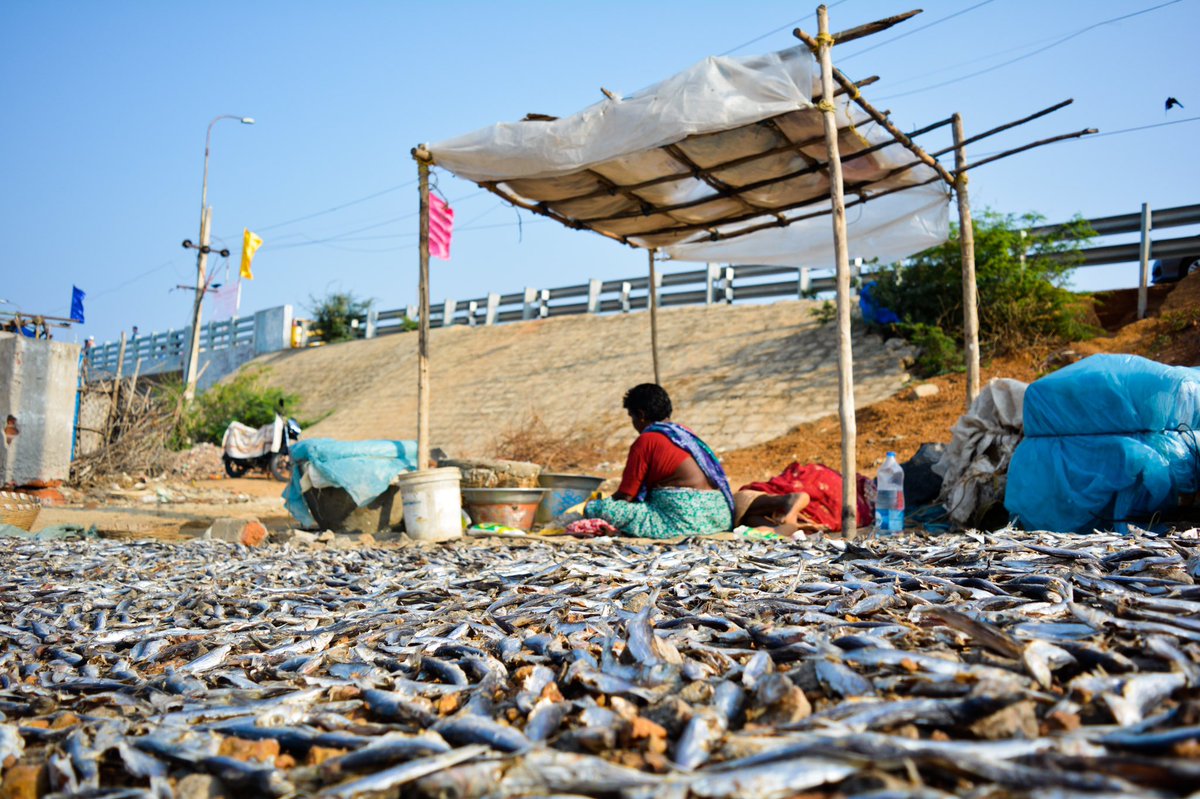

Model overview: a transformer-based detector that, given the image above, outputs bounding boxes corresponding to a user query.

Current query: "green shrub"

[901,323,963,378]
[810,300,836,324]
[870,210,1100,367]
[179,368,303,447]
[309,291,372,343]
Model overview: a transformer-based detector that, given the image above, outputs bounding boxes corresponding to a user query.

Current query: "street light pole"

[182,114,254,402]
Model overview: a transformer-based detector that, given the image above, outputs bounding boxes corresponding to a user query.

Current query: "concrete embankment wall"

[248,300,913,458]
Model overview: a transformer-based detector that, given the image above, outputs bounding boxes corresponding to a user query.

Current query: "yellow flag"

[240,228,263,279]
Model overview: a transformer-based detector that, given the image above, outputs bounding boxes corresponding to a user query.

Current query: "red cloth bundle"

[740,462,875,532]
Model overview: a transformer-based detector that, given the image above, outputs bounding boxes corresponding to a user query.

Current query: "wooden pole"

[648,248,661,385]
[816,4,859,538]
[1137,203,1152,320]
[105,332,128,441]
[115,332,127,383]
[126,358,142,413]
[953,114,981,409]
[414,148,433,470]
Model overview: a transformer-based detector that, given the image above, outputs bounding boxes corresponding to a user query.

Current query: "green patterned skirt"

[585,488,732,539]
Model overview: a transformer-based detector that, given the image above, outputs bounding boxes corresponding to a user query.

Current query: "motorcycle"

[221,410,301,482]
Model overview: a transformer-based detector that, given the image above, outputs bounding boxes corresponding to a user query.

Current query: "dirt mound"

[720,352,1046,489]
[721,273,1200,489]
[1073,271,1200,367]
[170,443,224,480]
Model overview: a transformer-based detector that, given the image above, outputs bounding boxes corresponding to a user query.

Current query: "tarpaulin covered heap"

[1006,355,1200,533]
[427,46,949,265]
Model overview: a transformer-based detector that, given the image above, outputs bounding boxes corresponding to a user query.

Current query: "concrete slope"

[249,300,912,457]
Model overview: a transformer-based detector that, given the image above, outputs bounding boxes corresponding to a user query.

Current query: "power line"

[838,0,997,63]
[877,0,1185,100]
[718,0,851,57]
[968,114,1199,158]
[1084,115,1200,139]
[246,179,418,235]
[268,216,551,254]
[88,259,182,300]
[265,189,487,251]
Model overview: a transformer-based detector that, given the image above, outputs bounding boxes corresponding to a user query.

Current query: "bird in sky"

[1165,97,1184,111]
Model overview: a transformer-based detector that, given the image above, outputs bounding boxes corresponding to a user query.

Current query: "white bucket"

[395,467,463,542]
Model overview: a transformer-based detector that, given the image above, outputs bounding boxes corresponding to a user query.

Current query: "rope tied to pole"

[810,32,836,53]
[955,172,970,189]
[816,99,838,114]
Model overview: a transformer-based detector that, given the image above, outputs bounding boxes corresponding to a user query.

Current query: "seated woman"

[584,384,735,539]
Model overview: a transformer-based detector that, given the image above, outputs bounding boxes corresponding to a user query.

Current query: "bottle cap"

[886,451,895,458]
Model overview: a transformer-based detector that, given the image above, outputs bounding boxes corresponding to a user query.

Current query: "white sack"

[934,378,1027,527]
[222,419,282,460]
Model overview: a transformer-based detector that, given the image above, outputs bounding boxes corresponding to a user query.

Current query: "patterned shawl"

[638,421,735,515]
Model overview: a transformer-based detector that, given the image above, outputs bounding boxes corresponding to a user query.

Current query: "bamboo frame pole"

[648,248,661,385]
[952,114,981,409]
[955,128,1097,175]
[935,99,1074,156]
[828,8,922,45]
[793,27,954,189]
[816,4,859,538]
[414,147,433,470]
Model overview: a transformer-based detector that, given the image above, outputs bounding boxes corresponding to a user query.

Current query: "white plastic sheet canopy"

[427,46,949,265]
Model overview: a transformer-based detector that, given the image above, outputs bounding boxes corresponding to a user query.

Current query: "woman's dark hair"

[623,383,672,423]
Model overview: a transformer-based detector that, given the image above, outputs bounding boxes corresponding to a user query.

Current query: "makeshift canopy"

[414,5,1094,536]
[428,45,951,265]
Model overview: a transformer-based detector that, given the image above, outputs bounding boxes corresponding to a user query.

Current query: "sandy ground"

[35,476,292,540]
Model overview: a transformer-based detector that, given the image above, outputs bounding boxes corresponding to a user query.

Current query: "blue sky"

[2,0,1197,344]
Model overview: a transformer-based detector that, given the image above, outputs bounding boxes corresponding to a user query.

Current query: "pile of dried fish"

[1,529,1198,798]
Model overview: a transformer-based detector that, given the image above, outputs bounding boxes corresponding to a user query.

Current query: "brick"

[204,518,267,547]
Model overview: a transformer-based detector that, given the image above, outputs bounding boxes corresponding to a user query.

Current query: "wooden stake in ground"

[106,332,128,439]
[815,4,859,538]
[953,114,981,409]
[648,248,661,385]
[414,147,433,471]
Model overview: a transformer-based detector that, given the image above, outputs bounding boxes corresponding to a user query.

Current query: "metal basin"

[535,473,606,525]
[461,488,547,531]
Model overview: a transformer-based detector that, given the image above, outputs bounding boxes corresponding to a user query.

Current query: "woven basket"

[0,491,41,531]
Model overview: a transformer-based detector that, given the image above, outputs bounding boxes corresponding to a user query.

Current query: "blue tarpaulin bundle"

[283,439,418,528]
[858,280,900,326]
[1005,354,1200,533]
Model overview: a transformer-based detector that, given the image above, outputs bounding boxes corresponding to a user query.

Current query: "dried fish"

[0,530,1194,798]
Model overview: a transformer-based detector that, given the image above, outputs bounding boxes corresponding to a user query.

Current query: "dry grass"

[490,411,616,473]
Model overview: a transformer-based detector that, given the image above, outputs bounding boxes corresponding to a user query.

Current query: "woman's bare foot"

[780,492,811,526]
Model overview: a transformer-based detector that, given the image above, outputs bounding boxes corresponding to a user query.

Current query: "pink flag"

[429,194,454,261]
[207,282,239,320]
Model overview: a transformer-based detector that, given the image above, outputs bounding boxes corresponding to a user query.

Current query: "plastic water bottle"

[874,452,905,536]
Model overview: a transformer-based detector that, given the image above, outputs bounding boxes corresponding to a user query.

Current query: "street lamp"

[182,115,254,402]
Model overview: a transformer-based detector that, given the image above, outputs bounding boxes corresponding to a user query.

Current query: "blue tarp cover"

[283,439,418,528]
[859,281,900,326]
[1005,354,1200,533]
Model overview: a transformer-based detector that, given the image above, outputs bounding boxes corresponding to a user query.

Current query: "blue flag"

[70,286,85,323]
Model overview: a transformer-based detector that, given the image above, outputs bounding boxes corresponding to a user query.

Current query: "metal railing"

[364,262,841,338]
[87,315,255,375]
